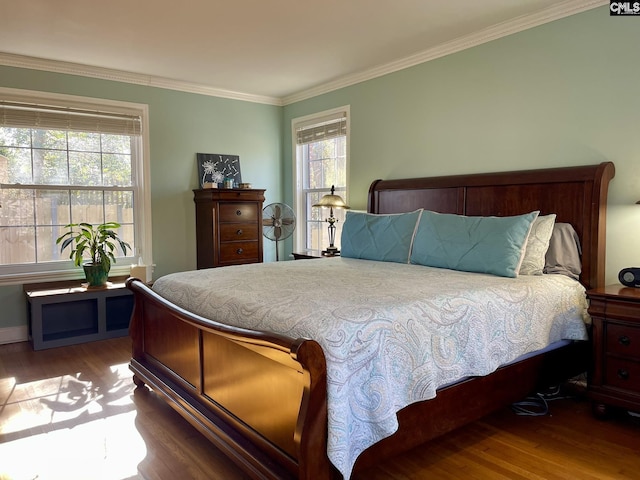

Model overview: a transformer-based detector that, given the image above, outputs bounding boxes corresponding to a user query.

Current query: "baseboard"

[0,325,29,345]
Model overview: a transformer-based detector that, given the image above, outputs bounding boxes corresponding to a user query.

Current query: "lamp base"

[322,247,340,256]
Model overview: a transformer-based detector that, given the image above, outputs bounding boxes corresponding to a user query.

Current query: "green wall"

[2,6,639,337]
[283,6,640,285]
[0,67,283,332]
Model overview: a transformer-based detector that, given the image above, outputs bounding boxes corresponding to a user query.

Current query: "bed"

[127,161,615,480]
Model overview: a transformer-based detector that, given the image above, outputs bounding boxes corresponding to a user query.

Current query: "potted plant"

[56,222,131,287]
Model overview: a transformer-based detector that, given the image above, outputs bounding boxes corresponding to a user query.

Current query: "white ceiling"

[0,0,604,105]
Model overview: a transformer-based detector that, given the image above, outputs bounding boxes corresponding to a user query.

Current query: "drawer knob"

[236,229,243,236]
[236,248,244,255]
[236,210,242,216]
[617,369,629,380]
[619,335,631,347]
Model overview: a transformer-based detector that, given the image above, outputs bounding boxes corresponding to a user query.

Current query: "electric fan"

[262,203,296,261]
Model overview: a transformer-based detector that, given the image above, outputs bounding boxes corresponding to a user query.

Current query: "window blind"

[296,113,346,145]
[0,101,142,136]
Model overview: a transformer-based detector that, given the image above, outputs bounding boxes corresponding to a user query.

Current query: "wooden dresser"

[194,188,266,268]
[587,285,640,416]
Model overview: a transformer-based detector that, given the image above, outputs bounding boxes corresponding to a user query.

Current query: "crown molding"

[281,0,607,105]
[0,0,605,107]
[0,52,284,106]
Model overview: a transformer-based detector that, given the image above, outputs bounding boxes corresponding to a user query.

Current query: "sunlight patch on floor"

[1,362,143,479]
[0,410,146,480]
[1,362,134,435]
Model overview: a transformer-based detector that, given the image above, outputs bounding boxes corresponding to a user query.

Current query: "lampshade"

[312,186,350,210]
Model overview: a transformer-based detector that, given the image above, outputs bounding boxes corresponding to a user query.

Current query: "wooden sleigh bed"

[127,161,615,480]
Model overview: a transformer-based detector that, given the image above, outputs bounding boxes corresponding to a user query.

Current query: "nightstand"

[291,249,340,260]
[587,285,640,416]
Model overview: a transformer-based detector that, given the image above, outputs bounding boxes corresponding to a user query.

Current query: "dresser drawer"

[219,241,260,264]
[606,323,640,359]
[603,357,640,393]
[219,203,258,222]
[219,223,259,242]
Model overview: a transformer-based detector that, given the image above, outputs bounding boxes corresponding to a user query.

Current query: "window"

[0,88,151,285]
[292,107,349,253]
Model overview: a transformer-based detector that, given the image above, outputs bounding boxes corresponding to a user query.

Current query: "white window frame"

[292,106,350,253]
[0,87,152,286]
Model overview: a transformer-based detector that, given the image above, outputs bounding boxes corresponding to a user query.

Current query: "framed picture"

[197,153,242,188]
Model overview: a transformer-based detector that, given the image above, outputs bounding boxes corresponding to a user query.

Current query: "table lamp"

[312,185,350,255]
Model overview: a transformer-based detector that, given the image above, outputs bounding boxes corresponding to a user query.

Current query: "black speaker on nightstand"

[618,267,640,287]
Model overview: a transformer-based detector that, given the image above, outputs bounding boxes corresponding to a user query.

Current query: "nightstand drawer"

[604,301,640,322]
[219,223,259,242]
[219,241,260,264]
[606,323,640,359]
[604,357,640,393]
[219,203,258,222]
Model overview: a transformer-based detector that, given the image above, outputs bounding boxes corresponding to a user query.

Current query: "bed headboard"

[367,162,615,290]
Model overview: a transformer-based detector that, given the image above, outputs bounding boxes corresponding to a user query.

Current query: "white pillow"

[519,214,556,275]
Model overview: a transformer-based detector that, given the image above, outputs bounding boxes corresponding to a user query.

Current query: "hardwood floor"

[1,337,638,480]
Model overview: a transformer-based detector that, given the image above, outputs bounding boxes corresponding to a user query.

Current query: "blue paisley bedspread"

[152,257,588,479]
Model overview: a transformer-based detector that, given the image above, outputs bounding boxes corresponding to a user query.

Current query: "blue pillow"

[341,210,423,263]
[410,210,539,278]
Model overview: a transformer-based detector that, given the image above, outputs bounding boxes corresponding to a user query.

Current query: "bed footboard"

[127,278,336,480]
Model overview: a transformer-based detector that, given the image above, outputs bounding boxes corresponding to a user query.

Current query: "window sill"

[0,264,134,287]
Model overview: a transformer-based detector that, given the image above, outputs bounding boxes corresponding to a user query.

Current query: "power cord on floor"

[538,384,574,401]
[511,392,549,416]
[511,375,585,417]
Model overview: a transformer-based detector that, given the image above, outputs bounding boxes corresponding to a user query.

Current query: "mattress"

[152,257,589,479]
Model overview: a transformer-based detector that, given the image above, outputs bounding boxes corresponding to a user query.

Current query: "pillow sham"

[340,209,422,264]
[410,210,539,278]
[544,222,582,280]
[519,214,557,276]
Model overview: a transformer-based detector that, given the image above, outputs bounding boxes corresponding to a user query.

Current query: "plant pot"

[83,263,110,287]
